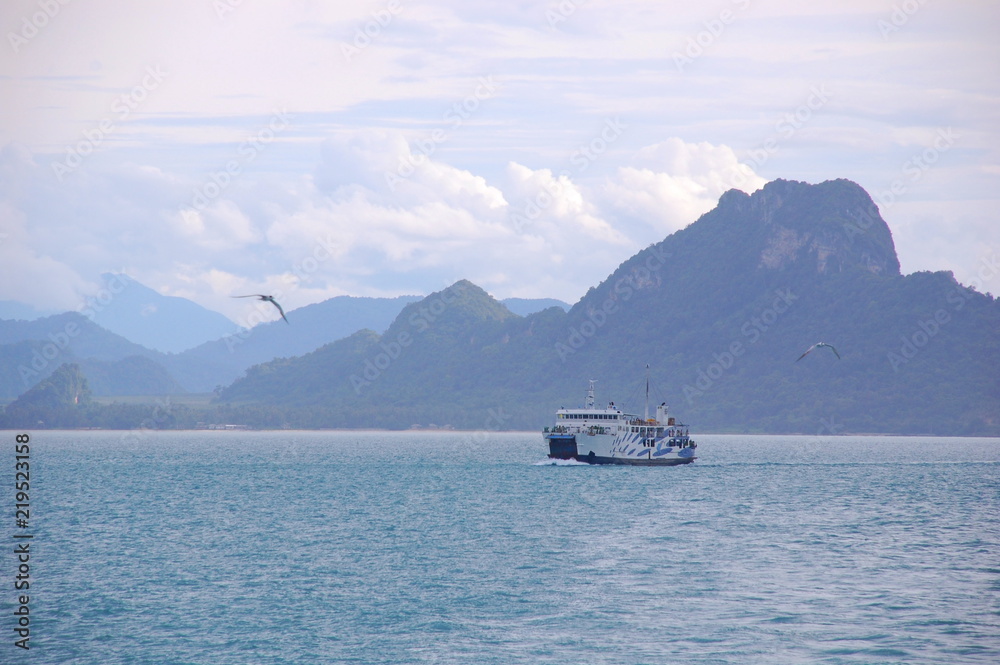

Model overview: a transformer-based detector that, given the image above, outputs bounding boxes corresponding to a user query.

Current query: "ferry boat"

[544,378,696,466]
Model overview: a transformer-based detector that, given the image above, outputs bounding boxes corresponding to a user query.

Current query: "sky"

[1,0,997,326]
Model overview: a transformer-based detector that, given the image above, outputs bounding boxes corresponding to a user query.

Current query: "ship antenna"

[644,363,649,421]
[586,379,597,409]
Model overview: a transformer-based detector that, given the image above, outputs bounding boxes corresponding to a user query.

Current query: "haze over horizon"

[2,0,997,326]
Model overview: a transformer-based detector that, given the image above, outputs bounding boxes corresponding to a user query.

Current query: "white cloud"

[600,138,767,235]
[0,0,996,314]
[0,201,90,310]
[173,200,261,250]
[502,162,629,245]
[887,199,1000,297]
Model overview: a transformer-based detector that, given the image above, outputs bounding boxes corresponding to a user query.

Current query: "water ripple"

[16,431,1000,664]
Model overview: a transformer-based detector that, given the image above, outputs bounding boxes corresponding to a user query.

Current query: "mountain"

[85,273,236,353]
[215,179,1000,435]
[77,355,186,395]
[501,298,570,316]
[0,363,93,428]
[218,280,526,427]
[166,294,423,391]
[0,290,424,397]
[0,313,182,398]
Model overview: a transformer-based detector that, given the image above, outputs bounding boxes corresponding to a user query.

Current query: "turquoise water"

[8,431,1000,664]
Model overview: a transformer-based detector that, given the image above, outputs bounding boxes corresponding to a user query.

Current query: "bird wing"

[826,344,841,359]
[231,294,266,299]
[270,299,289,323]
[795,344,817,362]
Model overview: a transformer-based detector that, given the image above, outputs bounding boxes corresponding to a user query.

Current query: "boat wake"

[534,458,590,466]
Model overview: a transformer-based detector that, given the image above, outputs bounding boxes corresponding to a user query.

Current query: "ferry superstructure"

[544,380,696,466]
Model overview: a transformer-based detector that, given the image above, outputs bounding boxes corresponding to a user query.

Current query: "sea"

[6,430,1000,664]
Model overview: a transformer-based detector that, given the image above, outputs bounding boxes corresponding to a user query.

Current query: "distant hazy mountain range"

[85,273,238,354]
[2,274,236,353]
[0,280,568,398]
[2,178,997,434]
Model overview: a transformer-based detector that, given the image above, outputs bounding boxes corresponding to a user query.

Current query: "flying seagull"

[796,342,839,362]
[232,294,288,323]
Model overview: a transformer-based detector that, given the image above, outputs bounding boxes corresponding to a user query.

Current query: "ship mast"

[644,363,649,421]
[586,379,597,409]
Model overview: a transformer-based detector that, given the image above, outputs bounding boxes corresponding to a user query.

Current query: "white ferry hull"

[545,431,696,466]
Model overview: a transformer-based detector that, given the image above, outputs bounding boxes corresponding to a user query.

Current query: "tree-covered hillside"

[212,179,999,435]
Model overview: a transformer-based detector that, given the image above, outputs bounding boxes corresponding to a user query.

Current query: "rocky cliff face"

[720,178,901,278]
